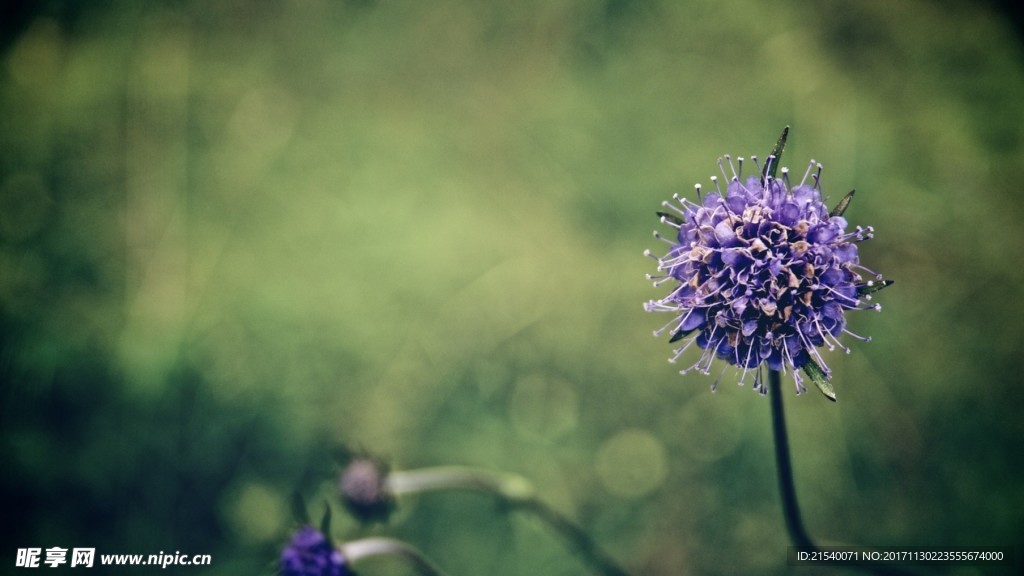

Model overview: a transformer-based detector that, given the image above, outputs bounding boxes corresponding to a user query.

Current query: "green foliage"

[763,125,789,181]
[803,359,836,402]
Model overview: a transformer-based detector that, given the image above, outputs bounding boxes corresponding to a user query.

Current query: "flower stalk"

[341,538,451,576]
[385,467,631,576]
[769,369,920,576]
[768,369,815,549]
[386,466,534,501]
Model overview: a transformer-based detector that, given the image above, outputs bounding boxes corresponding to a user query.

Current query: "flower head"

[645,128,888,399]
[338,456,395,523]
[280,525,352,576]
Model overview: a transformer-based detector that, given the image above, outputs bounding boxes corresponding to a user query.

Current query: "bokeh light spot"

[595,428,668,498]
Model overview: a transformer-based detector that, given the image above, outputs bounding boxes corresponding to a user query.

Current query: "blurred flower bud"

[339,456,395,523]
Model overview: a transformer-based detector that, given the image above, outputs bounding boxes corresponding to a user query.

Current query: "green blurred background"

[2,0,1023,574]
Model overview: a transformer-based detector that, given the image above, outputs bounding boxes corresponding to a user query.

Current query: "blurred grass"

[2,0,1023,574]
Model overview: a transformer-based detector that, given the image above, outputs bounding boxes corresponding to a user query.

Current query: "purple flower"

[280,525,352,576]
[645,136,888,399]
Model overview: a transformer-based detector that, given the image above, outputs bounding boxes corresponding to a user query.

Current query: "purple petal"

[714,220,738,246]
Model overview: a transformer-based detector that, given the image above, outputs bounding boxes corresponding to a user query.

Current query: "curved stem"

[512,498,630,576]
[386,467,535,502]
[342,537,451,576]
[386,467,631,576]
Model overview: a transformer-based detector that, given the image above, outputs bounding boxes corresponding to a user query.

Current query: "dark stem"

[769,370,919,576]
[769,369,815,549]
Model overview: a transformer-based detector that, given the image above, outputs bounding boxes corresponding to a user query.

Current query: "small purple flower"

[645,130,888,399]
[280,525,352,576]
